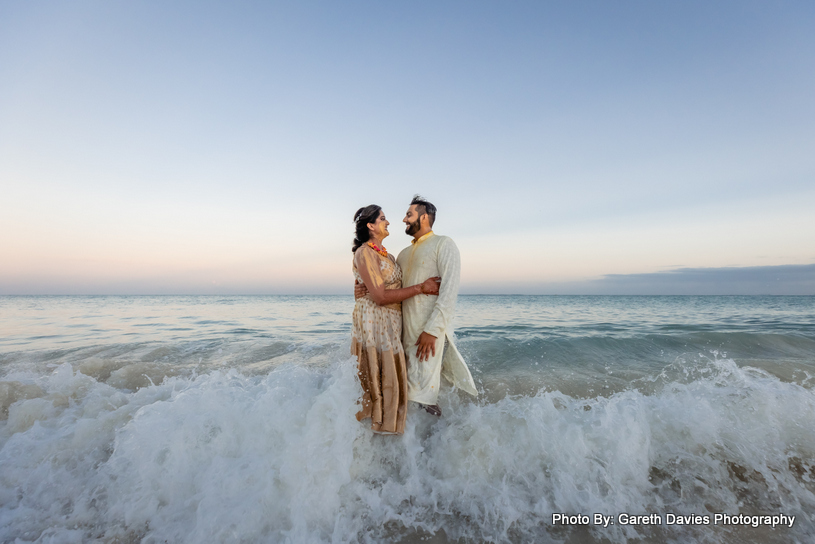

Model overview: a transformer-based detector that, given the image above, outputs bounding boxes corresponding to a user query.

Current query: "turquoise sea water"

[1,295,814,543]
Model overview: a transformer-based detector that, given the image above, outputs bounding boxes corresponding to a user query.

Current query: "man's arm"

[355,278,439,300]
[415,238,460,361]
[423,237,461,339]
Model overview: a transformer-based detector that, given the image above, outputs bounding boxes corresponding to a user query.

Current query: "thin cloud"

[595,263,815,295]
[463,264,815,295]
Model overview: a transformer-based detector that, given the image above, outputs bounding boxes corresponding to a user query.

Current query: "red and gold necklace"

[367,241,388,257]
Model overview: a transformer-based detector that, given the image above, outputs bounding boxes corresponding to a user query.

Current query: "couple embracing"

[351,195,477,435]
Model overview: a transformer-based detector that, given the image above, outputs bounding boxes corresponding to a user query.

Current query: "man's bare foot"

[423,404,442,417]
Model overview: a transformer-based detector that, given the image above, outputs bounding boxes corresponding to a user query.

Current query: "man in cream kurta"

[396,198,477,408]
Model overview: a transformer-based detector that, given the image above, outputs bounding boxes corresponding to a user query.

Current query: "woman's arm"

[355,249,439,306]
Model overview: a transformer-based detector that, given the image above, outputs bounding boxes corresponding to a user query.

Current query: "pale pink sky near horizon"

[2,2,814,295]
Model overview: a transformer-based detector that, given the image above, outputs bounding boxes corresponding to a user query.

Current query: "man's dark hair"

[410,194,436,228]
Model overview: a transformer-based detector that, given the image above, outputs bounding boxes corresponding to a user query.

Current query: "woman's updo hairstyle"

[352,204,382,253]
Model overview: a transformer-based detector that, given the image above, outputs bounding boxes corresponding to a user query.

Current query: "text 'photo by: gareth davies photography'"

[3,1,815,543]
[2,295,814,543]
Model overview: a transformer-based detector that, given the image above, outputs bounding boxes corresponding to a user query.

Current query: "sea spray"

[1,354,814,543]
[2,295,814,542]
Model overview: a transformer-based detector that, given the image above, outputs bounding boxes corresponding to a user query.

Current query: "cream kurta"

[397,232,477,404]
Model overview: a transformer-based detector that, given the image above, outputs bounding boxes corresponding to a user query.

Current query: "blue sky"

[1,1,813,294]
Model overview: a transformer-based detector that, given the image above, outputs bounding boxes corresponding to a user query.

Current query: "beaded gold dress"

[351,245,408,434]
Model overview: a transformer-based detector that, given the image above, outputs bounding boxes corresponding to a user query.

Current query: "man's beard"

[405,218,421,236]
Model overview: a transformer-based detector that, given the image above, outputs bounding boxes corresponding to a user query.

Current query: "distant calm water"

[1,295,814,543]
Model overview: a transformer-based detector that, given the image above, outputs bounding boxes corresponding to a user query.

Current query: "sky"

[1,1,814,295]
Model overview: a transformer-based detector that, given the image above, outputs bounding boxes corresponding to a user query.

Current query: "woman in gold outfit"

[351,205,440,434]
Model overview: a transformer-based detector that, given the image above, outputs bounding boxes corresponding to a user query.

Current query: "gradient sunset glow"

[2,1,813,294]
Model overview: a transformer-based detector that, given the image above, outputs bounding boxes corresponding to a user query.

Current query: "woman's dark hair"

[352,204,382,253]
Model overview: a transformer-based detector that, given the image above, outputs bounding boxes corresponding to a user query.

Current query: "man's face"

[403,205,423,236]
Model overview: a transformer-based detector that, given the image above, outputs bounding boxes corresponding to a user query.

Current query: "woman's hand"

[420,276,441,295]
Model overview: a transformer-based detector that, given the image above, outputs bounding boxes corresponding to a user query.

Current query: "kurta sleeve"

[423,238,461,338]
[354,246,385,292]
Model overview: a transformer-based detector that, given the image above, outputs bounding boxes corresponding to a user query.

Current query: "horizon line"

[2,293,813,297]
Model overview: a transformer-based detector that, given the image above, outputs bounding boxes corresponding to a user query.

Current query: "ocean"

[1,295,814,543]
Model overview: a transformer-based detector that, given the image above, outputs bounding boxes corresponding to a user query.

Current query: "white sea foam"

[1,354,814,543]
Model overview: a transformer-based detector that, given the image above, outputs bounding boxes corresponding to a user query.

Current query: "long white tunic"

[396,232,478,404]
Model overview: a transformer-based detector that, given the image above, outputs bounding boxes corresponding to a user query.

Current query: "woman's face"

[368,210,390,240]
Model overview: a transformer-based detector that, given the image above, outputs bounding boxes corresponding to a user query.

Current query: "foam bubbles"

[0,381,45,420]
[1,356,813,543]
